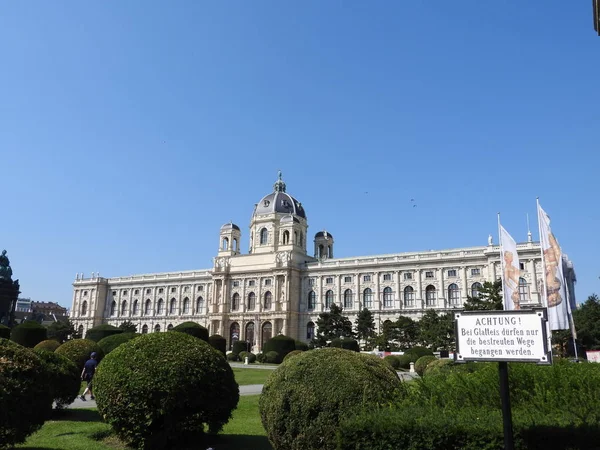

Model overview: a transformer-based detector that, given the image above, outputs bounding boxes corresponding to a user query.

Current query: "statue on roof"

[0,250,13,280]
[273,170,287,193]
[0,250,20,325]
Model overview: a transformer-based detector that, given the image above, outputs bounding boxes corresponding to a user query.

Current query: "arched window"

[232,293,240,311]
[328,245,333,258]
[383,287,393,308]
[363,288,373,308]
[306,321,315,340]
[222,237,229,251]
[132,300,139,316]
[319,244,324,258]
[230,322,240,349]
[154,324,161,333]
[283,230,290,245]
[260,228,268,245]
[167,323,173,331]
[246,322,255,349]
[448,283,460,306]
[344,289,353,309]
[264,291,272,310]
[299,233,303,247]
[196,296,204,313]
[110,301,116,316]
[404,286,415,306]
[142,324,148,334]
[247,292,256,310]
[183,297,190,314]
[157,299,164,315]
[519,278,529,303]
[81,301,88,316]
[169,298,176,315]
[233,238,238,251]
[308,291,316,310]
[78,325,84,336]
[325,290,334,309]
[121,300,128,316]
[471,282,483,298]
[426,285,436,306]
[145,299,152,315]
[294,231,298,244]
[262,321,272,344]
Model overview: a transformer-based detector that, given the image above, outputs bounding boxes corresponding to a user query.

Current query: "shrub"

[263,335,296,361]
[384,355,401,370]
[0,324,10,340]
[265,351,280,364]
[55,339,104,371]
[396,353,419,369]
[171,321,209,342]
[423,358,454,376]
[238,351,256,363]
[33,349,80,409]
[330,337,360,352]
[85,324,123,343]
[97,332,139,355]
[404,346,434,359]
[256,352,266,363]
[283,350,303,361]
[94,332,239,449]
[259,347,401,450]
[414,355,437,376]
[33,339,61,352]
[232,340,250,355]
[209,334,226,356]
[227,352,239,362]
[295,340,309,351]
[0,338,53,448]
[10,320,48,348]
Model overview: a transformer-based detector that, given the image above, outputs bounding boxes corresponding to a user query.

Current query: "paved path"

[229,362,277,370]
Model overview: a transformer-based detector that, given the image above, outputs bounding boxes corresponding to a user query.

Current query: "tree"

[394,316,420,349]
[354,308,376,347]
[417,310,455,351]
[313,304,353,347]
[464,280,503,311]
[118,321,137,333]
[572,294,600,351]
[47,319,78,343]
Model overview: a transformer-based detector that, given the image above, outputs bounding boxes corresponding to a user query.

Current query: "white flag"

[538,204,569,330]
[500,224,521,310]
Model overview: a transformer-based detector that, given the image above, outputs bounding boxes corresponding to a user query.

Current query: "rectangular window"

[403,273,413,281]
[519,263,525,270]
[425,271,434,279]
[447,270,457,277]
[344,276,352,283]
[308,278,315,286]
[233,281,240,287]
[83,291,88,296]
[134,289,139,295]
[198,285,203,291]
[171,287,176,293]
[363,275,371,282]
[249,280,255,287]
[265,279,272,286]
[383,274,391,281]
[471,268,481,276]
[112,291,117,296]
[123,290,128,296]
[146,288,151,294]
[184,286,189,292]
[325,277,333,284]
[158,288,164,294]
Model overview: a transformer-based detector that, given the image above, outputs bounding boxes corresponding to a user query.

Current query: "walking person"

[80,351,98,401]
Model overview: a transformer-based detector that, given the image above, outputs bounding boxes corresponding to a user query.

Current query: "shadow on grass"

[49,408,103,423]
[204,434,272,450]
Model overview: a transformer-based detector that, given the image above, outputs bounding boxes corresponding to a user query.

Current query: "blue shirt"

[83,358,98,376]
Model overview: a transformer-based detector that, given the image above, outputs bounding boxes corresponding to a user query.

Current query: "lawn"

[17,395,272,450]
[232,367,273,386]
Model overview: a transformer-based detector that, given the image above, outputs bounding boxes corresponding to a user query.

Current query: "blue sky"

[1,2,598,308]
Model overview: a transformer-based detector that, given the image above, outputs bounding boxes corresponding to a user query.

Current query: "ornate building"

[71,174,576,351]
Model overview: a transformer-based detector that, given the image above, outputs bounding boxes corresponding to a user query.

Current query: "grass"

[17,396,271,450]
[232,367,273,386]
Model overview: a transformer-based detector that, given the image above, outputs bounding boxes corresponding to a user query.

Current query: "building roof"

[253,172,306,219]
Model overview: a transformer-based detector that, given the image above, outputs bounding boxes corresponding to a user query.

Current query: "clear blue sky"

[1,2,598,309]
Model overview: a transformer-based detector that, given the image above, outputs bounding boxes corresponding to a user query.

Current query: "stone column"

[395,271,402,309]
[416,270,423,304]
[460,266,468,303]
[374,273,380,311]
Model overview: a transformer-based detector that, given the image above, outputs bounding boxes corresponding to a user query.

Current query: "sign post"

[454,309,551,450]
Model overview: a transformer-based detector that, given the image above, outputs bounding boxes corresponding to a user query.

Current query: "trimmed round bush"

[10,320,47,348]
[283,350,303,362]
[397,352,420,369]
[33,349,80,409]
[384,355,401,370]
[404,346,434,359]
[98,332,139,355]
[94,332,239,449]
[171,321,209,342]
[232,340,250,355]
[294,340,309,351]
[260,347,401,450]
[0,324,10,340]
[256,352,266,363]
[34,339,61,352]
[239,351,256,363]
[55,339,104,371]
[263,335,296,361]
[85,324,123,343]
[330,337,360,352]
[227,352,239,362]
[209,334,226,356]
[414,355,437,376]
[423,358,454,376]
[265,351,280,364]
[0,338,53,448]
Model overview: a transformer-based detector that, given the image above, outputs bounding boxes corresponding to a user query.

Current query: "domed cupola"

[314,230,334,259]
[218,222,241,256]
[253,171,306,219]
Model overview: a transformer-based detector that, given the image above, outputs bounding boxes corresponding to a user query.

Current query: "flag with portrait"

[499,224,521,310]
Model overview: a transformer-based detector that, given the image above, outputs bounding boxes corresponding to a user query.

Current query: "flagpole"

[537,198,553,347]
[564,277,579,359]
[498,213,507,310]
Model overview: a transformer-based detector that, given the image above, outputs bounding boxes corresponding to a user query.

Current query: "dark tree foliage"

[47,319,78,343]
[118,321,137,333]
[417,310,455,351]
[572,294,600,351]
[354,308,376,345]
[313,304,354,347]
[464,280,504,311]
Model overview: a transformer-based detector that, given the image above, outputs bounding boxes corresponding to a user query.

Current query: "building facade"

[71,174,576,351]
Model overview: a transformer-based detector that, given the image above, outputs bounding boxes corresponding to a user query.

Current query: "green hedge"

[85,324,123,343]
[55,339,103,371]
[238,351,257,363]
[94,332,239,449]
[97,333,139,355]
[260,347,401,450]
[33,349,80,409]
[256,352,266,363]
[232,340,250,355]
[227,352,239,362]
[0,324,10,340]
[283,349,303,362]
[295,340,309,351]
[33,339,61,352]
[209,334,226,356]
[0,339,53,448]
[330,337,360,352]
[265,351,279,364]
[404,346,434,358]
[396,353,419,369]
[263,335,296,361]
[414,355,437,376]
[383,355,401,370]
[423,358,454,376]
[171,321,209,342]
[10,321,48,348]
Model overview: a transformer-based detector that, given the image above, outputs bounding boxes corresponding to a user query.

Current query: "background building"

[71,174,576,351]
